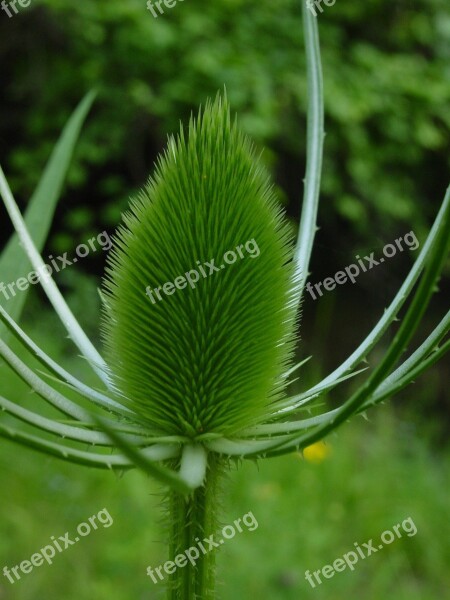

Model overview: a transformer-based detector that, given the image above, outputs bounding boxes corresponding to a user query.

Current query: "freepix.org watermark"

[0,231,113,302]
[146,511,258,584]
[306,0,337,17]
[306,230,419,301]
[145,238,260,304]
[3,508,113,584]
[1,0,32,18]
[147,0,185,19]
[305,516,417,588]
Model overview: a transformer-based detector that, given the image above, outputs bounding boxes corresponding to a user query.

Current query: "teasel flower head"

[102,94,299,438]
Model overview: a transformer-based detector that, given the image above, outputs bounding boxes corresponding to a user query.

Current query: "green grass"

[0,299,448,599]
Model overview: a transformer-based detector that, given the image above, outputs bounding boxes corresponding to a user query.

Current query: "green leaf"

[294,0,324,305]
[0,303,131,417]
[0,91,96,335]
[299,185,450,408]
[0,423,177,471]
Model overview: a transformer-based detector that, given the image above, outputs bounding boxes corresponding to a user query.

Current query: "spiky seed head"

[102,94,298,437]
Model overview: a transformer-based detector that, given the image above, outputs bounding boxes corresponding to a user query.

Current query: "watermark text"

[305,516,417,588]
[3,508,113,584]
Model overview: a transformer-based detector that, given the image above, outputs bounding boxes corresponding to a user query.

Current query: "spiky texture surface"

[102,95,298,437]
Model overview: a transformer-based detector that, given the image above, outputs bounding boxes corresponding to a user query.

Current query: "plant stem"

[168,454,223,599]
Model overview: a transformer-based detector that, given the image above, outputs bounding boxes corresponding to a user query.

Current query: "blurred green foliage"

[1,0,449,254]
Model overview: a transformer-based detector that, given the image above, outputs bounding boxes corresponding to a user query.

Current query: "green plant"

[0,4,449,599]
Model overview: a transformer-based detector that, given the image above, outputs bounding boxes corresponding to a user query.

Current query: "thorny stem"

[167,455,223,599]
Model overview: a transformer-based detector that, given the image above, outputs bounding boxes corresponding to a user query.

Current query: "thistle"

[0,4,449,599]
[102,95,298,439]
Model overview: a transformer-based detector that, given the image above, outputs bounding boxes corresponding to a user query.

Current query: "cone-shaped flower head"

[102,94,298,437]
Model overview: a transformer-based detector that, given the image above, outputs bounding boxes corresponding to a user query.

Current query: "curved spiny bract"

[102,94,298,437]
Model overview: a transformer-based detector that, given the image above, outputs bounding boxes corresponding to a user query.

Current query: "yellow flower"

[303,441,330,463]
